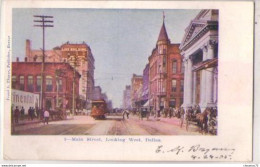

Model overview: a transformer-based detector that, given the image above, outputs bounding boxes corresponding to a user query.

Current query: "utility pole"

[33,15,54,112]
[69,54,79,116]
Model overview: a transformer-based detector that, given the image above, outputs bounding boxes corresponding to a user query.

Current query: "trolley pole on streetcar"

[33,15,54,112]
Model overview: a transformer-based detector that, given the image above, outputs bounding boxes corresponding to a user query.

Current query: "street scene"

[11,9,218,135]
[13,114,202,135]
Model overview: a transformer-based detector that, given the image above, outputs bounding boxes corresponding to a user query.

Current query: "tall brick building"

[12,61,81,111]
[131,74,143,109]
[25,40,95,108]
[148,18,184,111]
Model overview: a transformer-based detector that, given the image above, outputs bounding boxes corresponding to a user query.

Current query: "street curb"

[14,117,74,127]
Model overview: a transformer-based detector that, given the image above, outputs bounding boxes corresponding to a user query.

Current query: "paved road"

[13,115,201,135]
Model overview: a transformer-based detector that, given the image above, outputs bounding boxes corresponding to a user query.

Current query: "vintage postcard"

[1,0,253,161]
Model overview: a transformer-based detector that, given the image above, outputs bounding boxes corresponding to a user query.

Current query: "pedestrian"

[146,108,150,120]
[168,107,172,118]
[44,109,50,125]
[30,107,34,121]
[27,107,31,121]
[157,109,161,118]
[122,110,126,120]
[180,107,185,128]
[185,107,192,131]
[14,106,20,124]
[20,106,25,120]
[36,107,39,119]
[126,110,130,119]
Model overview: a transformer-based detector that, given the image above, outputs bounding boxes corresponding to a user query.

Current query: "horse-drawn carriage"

[49,108,65,120]
[139,107,149,120]
[184,106,218,135]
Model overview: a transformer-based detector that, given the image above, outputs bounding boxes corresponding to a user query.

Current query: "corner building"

[12,61,81,111]
[148,18,184,111]
[25,40,95,108]
[180,9,218,110]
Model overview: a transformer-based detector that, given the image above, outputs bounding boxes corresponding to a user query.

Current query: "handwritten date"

[155,144,235,160]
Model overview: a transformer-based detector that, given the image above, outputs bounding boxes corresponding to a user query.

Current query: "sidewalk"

[13,117,42,126]
[12,115,76,133]
[13,114,74,126]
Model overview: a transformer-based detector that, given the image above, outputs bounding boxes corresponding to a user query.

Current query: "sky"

[12,8,200,108]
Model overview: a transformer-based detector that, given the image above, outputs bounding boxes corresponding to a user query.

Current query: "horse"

[196,107,211,134]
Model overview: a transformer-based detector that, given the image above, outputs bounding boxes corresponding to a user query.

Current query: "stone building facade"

[123,85,131,110]
[142,64,149,103]
[131,74,143,109]
[180,9,218,110]
[25,40,95,108]
[148,19,184,110]
[12,61,80,111]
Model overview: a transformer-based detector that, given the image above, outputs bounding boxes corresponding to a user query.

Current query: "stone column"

[200,45,207,108]
[205,42,215,106]
[213,67,218,103]
[186,58,193,107]
[183,58,188,107]
[192,71,197,106]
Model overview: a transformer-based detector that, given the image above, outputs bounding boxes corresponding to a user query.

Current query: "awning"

[135,99,148,107]
[143,100,149,107]
[193,58,218,72]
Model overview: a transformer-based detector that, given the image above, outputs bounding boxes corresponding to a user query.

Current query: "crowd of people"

[12,106,52,125]
[12,106,41,124]
[124,105,218,135]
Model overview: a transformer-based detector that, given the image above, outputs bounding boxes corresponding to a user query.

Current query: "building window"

[36,76,41,92]
[172,79,177,92]
[163,56,166,67]
[27,75,34,92]
[46,76,53,92]
[19,76,24,90]
[57,79,63,92]
[172,60,177,74]
[169,99,176,108]
[181,61,185,73]
[163,48,166,54]
[12,76,16,89]
[180,80,184,92]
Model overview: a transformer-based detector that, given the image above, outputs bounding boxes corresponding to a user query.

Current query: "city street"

[13,115,202,135]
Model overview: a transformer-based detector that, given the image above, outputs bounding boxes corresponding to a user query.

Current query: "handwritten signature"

[155,144,235,160]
